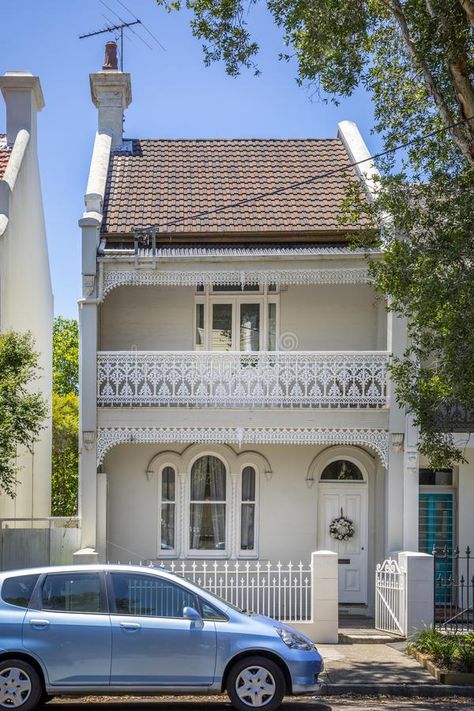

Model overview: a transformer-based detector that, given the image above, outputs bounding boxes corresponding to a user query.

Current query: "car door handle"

[29,619,50,628]
[120,622,141,631]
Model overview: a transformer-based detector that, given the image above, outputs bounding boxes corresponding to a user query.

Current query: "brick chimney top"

[103,41,118,70]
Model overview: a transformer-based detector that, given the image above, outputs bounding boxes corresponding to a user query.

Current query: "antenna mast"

[79,20,141,71]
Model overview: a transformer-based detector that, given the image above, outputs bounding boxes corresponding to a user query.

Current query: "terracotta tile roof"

[0,135,11,179]
[102,138,372,240]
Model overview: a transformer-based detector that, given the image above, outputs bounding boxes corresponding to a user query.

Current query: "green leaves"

[51,392,78,517]
[153,0,474,466]
[53,316,78,396]
[51,317,79,516]
[0,332,47,497]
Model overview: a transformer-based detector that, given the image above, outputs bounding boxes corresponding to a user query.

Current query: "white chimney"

[0,72,45,145]
[89,42,132,149]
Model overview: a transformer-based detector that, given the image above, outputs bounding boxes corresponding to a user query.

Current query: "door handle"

[29,619,50,628]
[120,622,141,631]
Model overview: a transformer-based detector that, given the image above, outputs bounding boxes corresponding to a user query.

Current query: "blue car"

[0,564,323,710]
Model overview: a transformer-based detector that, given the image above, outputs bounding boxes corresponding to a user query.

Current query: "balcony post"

[386,310,408,554]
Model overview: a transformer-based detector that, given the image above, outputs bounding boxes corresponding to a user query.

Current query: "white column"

[385,311,407,553]
[78,300,98,553]
[96,472,108,562]
[403,415,419,551]
[311,550,338,643]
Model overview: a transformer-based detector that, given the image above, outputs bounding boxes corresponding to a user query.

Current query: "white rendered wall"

[0,123,52,519]
[103,441,384,613]
[280,284,385,351]
[99,286,194,351]
[457,449,474,551]
[99,284,386,352]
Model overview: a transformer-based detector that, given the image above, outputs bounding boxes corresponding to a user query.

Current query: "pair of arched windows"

[160,456,257,556]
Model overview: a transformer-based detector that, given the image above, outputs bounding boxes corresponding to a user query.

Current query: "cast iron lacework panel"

[102,268,371,295]
[97,351,388,409]
[96,427,389,467]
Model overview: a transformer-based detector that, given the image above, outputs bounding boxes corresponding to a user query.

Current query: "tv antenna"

[79,20,142,71]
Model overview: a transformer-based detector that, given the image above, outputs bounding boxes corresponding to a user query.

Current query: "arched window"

[240,466,256,552]
[160,466,176,553]
[190,456,226,551]
[320,459,363,481]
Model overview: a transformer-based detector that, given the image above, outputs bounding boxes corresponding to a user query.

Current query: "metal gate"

[375,558,407,637]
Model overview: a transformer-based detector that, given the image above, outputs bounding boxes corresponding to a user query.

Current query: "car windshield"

[197,586,247,614]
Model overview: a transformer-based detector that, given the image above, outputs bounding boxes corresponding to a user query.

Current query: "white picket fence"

[112,559,312,622]
[375,558,407,637]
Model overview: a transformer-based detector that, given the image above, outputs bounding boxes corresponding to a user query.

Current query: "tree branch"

[458,0,474,28]
[389,0,474,164]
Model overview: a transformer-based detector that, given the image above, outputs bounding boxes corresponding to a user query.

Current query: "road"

[43,695,474,710]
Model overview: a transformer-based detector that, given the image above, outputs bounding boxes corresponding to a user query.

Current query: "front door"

[318,483,368,603]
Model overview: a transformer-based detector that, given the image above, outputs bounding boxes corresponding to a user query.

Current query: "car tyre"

[0,659,43,710]
[227,656,286,711]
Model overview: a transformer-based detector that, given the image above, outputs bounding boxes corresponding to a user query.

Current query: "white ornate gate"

[375,558,407,637]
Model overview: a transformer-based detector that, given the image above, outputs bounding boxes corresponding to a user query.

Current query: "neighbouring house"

[78,43,474,618]
[0,72,53,521]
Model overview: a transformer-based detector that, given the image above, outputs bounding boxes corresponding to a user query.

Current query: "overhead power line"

[114,0,166,50]
[139,115,473,231]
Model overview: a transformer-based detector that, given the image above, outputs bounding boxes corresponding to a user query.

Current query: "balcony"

[97,351,389,409]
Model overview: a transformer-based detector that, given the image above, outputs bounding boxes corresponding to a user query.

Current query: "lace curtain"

[190,456,226,550]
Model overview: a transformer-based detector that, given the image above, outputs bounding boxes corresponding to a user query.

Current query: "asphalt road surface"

[42,695,474,710]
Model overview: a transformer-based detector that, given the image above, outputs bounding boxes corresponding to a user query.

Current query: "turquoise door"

[419,493,454,604]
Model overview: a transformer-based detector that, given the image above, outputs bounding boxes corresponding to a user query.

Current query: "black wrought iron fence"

[433,546,474,633]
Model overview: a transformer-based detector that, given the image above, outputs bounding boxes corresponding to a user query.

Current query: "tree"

[0,332,47,497]
[53,316,78,396]
[156,0,474,466]
[51,392,78,517]
[51,317,79,516]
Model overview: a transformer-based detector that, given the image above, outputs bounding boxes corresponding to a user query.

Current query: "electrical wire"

[129,115,474,231]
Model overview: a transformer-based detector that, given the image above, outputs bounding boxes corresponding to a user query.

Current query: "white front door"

[318,483,368,603]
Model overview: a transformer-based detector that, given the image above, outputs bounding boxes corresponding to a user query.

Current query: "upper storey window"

[195,285,279,351]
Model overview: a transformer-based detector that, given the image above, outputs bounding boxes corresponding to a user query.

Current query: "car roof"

[0,563,177,579]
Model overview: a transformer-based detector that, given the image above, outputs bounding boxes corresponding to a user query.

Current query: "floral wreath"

[329,510,355,542]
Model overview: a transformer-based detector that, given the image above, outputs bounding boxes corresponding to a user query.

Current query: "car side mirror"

[183,606,203,627]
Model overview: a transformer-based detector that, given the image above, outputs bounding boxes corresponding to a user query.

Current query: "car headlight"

[276,627,315,651]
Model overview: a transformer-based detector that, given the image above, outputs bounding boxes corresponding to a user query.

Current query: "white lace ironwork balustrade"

[97,351,389,408]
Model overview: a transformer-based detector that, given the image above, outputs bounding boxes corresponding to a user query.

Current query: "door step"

[339,604,369,616]
[338,630,406,644]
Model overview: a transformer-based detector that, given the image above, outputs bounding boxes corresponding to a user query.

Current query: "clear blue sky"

[1,0,380,319]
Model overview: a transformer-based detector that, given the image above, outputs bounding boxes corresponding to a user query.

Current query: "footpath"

[318,641,474,698]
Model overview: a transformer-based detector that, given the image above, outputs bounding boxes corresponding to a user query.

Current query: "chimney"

[89,41,132,149]
[0,72,45,145]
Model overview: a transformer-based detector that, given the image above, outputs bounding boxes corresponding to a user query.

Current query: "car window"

[200,599,227,621]
[41,573,103,613]
[2,574,39,608]
[111,572,196,618]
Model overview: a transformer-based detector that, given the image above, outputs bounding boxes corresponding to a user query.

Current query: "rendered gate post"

[311,550,338,643]
[396,551,434,635]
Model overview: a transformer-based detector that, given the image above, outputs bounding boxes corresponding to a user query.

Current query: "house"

[0,72,53,521]
[78,43,474,617]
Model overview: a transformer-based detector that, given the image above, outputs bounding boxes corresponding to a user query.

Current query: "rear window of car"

[2,574,39,608]
[41,573,103,613]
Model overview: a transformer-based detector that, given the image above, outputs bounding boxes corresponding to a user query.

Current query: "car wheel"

[0,659,43,710]
[227,656,286,711]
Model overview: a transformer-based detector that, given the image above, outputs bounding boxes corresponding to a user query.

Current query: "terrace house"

[78,45,473,616]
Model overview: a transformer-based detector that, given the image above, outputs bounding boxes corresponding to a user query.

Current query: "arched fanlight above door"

[320,459,364,481]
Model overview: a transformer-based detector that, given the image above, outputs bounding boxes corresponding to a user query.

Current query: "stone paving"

[318,641,437,686]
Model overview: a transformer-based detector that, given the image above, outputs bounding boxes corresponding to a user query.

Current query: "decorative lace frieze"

[102,267,371,295]
[97,351,389,409]
[97,427,389,467]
